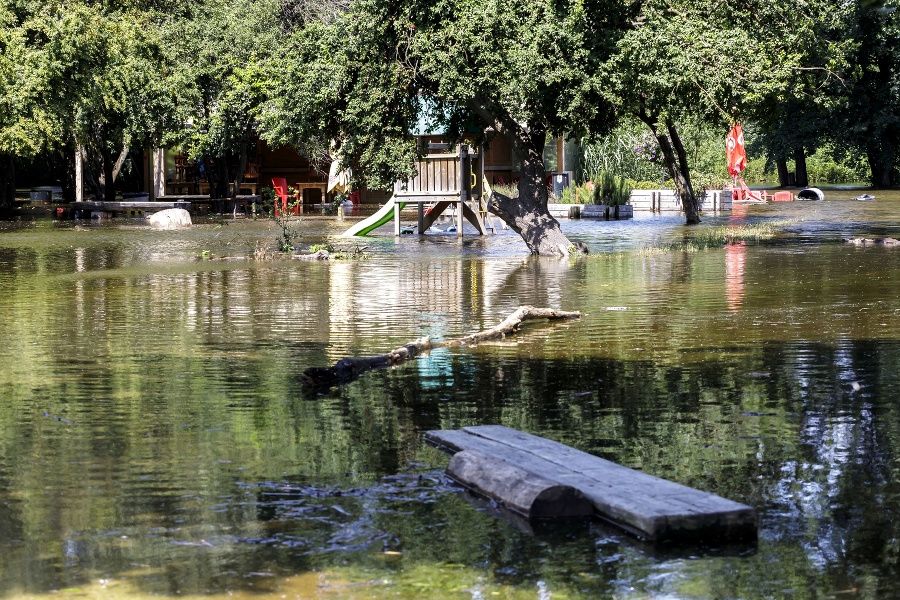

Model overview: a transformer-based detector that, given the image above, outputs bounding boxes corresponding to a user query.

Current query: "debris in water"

[42,412,76,424]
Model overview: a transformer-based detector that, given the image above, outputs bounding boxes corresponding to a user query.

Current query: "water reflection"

[2,196,900,597]
[725,242,746,312]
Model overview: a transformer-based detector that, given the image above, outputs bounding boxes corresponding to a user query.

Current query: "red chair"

[271,177,298,216]
[733,177,772,202]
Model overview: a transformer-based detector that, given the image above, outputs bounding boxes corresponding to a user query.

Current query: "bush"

[593,170,630,206]
[581,120,666,183]
[556,184,593,204]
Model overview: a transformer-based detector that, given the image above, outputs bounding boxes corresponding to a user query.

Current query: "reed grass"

[639,218,802,255]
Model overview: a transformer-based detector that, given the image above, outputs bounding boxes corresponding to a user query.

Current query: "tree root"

[300,305,582,391]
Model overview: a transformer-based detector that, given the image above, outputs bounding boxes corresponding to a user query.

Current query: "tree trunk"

[0,154,14,217]
[233,127,250,200]
[127,147,145,191]
[793,145,809,188]
[111,143,129,183]
[488,155,580,256]
[776,156,789,187]
[638,113,699,224]
[466,99,582,256]
[667,121,699,223]
[215,156,230,199]
[82,149,103,200]
[58,147,77,203]
[100,140,116,202]
[867,145,894,187]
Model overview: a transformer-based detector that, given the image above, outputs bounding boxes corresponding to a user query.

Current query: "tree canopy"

[0,0,182,202]
[0,0,898,237]
[262,0,630,254]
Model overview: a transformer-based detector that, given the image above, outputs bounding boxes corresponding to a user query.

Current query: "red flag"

[726,124,747,177]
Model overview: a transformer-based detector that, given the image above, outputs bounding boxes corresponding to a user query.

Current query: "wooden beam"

[447,449,593,520]
[425,425,757,543]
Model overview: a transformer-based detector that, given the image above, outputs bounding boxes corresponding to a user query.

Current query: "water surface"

[1,191,899,598]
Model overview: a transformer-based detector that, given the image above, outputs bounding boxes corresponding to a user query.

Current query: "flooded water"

[2,190,900,598]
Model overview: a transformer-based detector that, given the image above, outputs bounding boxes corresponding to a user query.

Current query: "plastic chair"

[736,177,771,202]
[271,177,297,216]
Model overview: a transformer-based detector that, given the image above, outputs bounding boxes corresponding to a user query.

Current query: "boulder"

[148,208,192,228]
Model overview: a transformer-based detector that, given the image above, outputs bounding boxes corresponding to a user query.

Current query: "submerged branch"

[300,306,582,391]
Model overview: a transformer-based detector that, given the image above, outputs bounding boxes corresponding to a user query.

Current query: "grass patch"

[640,218,803,254]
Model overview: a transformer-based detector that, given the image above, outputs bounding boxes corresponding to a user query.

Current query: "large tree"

[603,0,849,223]
[262,0,629,256]
[162,0,281,199]
[0,0,179,203]
[749,0,852,189]
[833,2,900,187]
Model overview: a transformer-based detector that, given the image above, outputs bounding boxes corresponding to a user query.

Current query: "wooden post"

[417,203,424,235]
[394,198,401,236]
[457,144,467,237]
[75,145,84,202]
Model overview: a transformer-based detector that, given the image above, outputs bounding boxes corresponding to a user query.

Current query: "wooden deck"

[70,195,261,217]
[629,189,732,212]
[425,425,757,543]
[72,200,190,215]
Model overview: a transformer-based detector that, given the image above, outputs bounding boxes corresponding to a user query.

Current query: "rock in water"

[148,208,192,228]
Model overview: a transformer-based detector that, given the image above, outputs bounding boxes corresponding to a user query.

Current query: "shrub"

[593,170,630,206]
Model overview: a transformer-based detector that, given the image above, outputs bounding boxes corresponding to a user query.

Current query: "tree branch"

[111,143,129,183]
[300,306,582,391]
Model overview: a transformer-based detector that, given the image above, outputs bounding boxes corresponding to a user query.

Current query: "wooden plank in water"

[425,425,757,543]
[447,449,593,520]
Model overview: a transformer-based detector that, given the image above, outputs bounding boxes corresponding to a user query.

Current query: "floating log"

[447,449,593,520]
[426,425,757,544]
[300,306,581,390]
[300,338,432,389]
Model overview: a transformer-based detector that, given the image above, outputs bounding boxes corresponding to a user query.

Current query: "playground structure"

[343,143,491,237]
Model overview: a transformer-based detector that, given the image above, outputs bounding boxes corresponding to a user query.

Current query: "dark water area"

[1,191,900,598]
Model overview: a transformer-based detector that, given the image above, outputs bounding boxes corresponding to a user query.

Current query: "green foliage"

[593,170,629,206]
[826,2,900,185]
[260,0,629,193]
[556,185,592,204]
[742,142,870,184]
[272,212,301,252]
[805,145,869,184]
[0,1,178,157]
[260,186,276,206]
[629,179,669,190]
[331,244,371,260]
[583,118,728,190]
[581,121,666,183]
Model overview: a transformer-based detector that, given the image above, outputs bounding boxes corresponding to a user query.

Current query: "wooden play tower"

[343,143,490,237]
